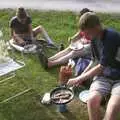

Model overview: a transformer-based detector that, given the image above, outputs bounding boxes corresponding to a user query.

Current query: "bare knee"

[38,25,44,31]
[107,95,120,112]
[33,25,44,36]
[104,96,120,120]
[87,92,102,109]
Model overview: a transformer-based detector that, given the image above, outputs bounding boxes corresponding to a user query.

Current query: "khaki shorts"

[90,76,120,97]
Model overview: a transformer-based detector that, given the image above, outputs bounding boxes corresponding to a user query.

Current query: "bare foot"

[48,60,54,68]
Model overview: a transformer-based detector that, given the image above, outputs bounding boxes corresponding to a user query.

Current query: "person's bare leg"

[33,25,54,44]
[33,25,42,37]
[103,95,120,120]
[87,91,103,120]
[48,50,83,67]
[48,45,86,61]
[48,47,71,61]
[48,51,74,67]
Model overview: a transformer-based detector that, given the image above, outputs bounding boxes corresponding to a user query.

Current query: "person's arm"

[28,24,35,42]
[81,60,94,74]
[27,16,35,41]
[10,19,14,39]
[82,59,99,74]
[67,64,104,86]
[10,28,15,39]
[10,28,25,44]
[68,31,81,43]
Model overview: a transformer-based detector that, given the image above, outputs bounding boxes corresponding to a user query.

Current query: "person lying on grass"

[67,12,120,120]
[39,8,93,69]
[9,7,54,47]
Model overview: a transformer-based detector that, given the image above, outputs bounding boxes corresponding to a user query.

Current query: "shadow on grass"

[61,110,78,120]
[0,89,79,120]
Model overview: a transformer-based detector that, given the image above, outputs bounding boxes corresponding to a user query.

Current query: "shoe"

[47,43,58,50]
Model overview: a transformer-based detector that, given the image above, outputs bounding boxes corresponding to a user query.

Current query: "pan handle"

[59,84,74,92]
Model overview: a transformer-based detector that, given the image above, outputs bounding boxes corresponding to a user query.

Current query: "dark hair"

[80,8,93,16]
[79,12,100,30]
[16,7,27,19]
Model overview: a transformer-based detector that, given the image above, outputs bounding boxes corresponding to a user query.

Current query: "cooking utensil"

[50,86,74,105]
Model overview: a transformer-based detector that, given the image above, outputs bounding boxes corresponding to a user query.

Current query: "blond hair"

[79,12,100,30]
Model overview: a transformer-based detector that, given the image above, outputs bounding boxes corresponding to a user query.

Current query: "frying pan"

[50,86,74,105]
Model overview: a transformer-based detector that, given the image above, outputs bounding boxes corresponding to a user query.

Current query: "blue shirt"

[92,28,120,79]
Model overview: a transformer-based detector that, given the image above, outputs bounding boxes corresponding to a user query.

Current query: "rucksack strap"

[91,29,107,60]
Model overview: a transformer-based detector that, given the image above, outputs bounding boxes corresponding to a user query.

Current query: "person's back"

[91,28,120,79]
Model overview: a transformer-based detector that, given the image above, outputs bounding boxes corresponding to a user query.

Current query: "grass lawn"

[0,9,120,120]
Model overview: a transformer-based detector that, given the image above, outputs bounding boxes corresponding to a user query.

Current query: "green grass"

[0,9,120,120]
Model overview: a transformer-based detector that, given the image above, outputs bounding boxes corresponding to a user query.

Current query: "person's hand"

[70,39,79,44]
[68,37,78,43]
[67,77,84,87]
[13,35,25,45]
[14,37,25,46]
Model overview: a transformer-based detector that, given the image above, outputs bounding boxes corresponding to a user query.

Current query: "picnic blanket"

[0,58,24,77]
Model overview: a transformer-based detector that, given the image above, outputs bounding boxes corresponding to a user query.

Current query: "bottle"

[57,104,67,112]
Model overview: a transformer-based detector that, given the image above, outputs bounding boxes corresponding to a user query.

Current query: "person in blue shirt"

[67,12,120,120]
